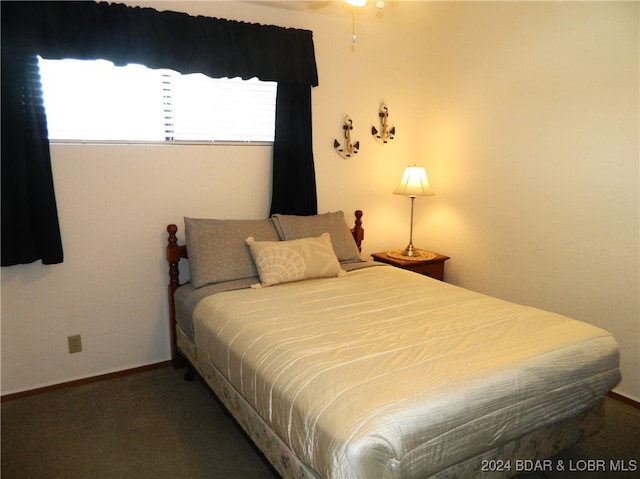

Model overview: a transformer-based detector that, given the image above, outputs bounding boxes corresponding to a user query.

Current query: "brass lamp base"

[400,243,419,257]
[387,246,437,261]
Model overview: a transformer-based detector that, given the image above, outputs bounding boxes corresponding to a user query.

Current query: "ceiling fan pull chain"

[352,6,357,43]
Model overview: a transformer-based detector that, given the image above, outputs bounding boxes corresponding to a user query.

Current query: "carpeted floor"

[2,366,638,479]
[2,366,278,479]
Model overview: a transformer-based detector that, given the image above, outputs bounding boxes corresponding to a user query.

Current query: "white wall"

[1,144,274,391]
[2,1,638,401]
[416,1,639,400]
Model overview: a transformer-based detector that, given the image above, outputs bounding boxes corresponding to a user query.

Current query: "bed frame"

[164,210,604,479]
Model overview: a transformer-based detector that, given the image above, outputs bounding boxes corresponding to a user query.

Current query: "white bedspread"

[192,265,620,479]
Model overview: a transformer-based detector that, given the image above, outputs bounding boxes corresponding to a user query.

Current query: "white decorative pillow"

[246,233,345,288]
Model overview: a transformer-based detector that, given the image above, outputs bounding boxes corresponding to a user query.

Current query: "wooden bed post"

[166,224,186,369]
[351,210,364,252]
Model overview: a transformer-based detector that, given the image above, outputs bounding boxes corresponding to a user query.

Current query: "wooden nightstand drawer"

[371,251,450,281]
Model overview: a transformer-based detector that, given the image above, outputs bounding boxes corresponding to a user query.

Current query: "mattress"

[188,265,620,479]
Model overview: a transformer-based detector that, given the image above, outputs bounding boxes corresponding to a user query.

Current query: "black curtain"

[271,83,317,216]
[1,48,64,266]
[1,1,319,266]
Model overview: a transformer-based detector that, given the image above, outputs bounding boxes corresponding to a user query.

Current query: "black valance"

[1,1,318,266]
[2,1,319,85]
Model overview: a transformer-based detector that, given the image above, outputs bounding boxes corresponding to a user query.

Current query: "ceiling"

[240,1,427,28]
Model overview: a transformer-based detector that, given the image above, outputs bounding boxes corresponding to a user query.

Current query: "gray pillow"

[271,211,363,263]
[185,217,279,288]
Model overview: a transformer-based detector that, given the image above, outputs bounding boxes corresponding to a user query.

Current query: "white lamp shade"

[393,166,435,197]
[345,0,367,6]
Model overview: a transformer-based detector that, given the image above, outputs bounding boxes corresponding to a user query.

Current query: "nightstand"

[371,251,450,281]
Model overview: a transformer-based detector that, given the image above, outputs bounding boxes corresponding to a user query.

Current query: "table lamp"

[392,165,435,258]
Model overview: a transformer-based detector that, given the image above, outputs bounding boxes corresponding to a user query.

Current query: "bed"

[165,210,620,479]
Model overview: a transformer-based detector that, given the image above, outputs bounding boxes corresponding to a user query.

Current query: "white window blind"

[38,57,277,143]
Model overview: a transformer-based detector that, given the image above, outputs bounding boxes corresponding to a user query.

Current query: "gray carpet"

[2,366,638,479]
[2,367,278,479]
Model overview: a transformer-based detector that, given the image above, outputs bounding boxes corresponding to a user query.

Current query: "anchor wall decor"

[334,116,360,159]
[372,103,396,144]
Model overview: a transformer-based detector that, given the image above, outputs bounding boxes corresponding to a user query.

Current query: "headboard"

[165,210,364,367]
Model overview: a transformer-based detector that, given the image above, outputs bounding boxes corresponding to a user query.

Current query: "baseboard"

[1,361,172,403]
[607,390,640,409]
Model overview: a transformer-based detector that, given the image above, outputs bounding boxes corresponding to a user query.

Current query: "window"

[38,57,277,143]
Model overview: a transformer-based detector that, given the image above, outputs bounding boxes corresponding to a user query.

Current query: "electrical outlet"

[68,334,82,354]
